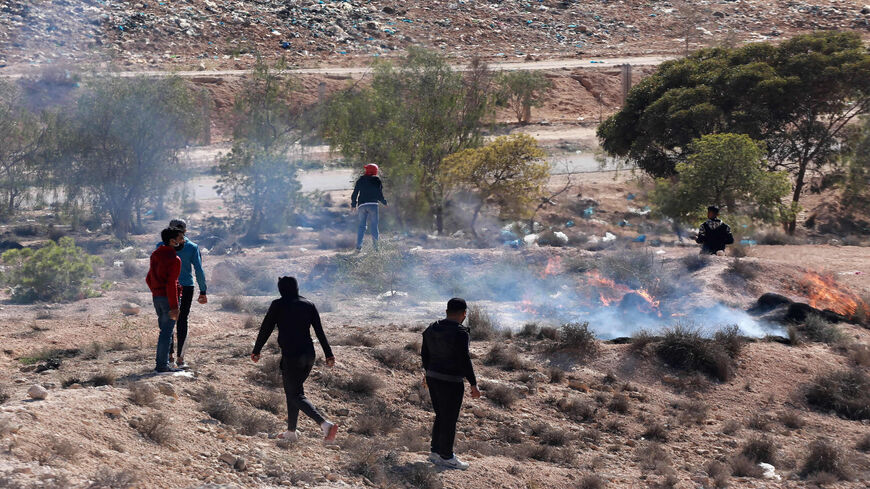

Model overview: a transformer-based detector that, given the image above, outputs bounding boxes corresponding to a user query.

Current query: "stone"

[335,408,350,416]
[157,382,177,398]
[120,303,141,316]
[233,457,247,471]
[104,407,123,417]
[27,384,48,400]
[68,383,83,389]
[219,452,236,466]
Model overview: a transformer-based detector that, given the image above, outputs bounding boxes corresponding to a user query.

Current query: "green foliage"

[496,70,553,124]
[598,32,870,232]
[322,49,495,233]
[442,134,549,236]
[217,57,303,241]
[56,76,207,238]
[1,237,101,303]
[651,134,792,224]
[0,80,50,218]
[840,116,870,209]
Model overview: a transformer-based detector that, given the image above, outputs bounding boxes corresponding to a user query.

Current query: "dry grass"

[517,443,576,465]
[553,322,599,359]
[128,382,158,407]
[337,332,379,348]
[528,422,572,447]
[855,433,870,452]
[729,454,763,478]
[0,386,9,405]
[802,314,845,344]
[576,474,605,489]
[481,382,520,408]
[547,367,566,384]
[721,419,741,435]
[90,369,116,387]
[467,305,498,340]
[352,399,401,436]
[641,422,669,442]
[726,258,758,280]
[556,396,596,422]
[484,345,530,371]
[635,442,671,471]
[681,253,710,272]
[800,438,852,481]
[847,343,870,367]
[131,413,173,445]
[251,391,286,415]
[88,468,139,489]
[746,412,771,431]
[80,341,104,360]
[247,356,283,388]
[518,323,539,338]
[655,324,735,382]
[373,347,415,370]
[344,373,385,396]
[805,368,870,420]
[607,394,630,414]
[676,399,708,425]
[740,436,777,464]
[705,460,730,488]
[778,410,805,430]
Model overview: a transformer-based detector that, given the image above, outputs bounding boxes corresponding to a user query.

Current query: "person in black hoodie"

[350,163,388,251]
[421,298,481,470]
[251,276,338,442]
[695,205,735,255]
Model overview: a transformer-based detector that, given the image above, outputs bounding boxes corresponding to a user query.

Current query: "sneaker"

[154,366,181,374]
[428,452,441,464]
[321,421,338,442]
[436,456,469,470]
[176,359,190,370]
[277,430,299,442]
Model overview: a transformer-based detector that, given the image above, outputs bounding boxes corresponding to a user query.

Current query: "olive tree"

[496,70,553,124]
[0,81,50,217]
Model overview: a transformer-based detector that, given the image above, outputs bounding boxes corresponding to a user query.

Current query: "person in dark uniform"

[421,298,481,470]
[695,205,734,255]
[251,277,338,443]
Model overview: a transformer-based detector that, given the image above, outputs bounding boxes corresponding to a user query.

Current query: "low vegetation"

[467,305,498,341]
[131,414,173,446]
[1,238,101,303]
[800,438,852,482]
[804,369,870,420]
[654,324,740,382]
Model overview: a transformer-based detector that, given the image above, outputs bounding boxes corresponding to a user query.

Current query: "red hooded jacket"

[146,245,182,309]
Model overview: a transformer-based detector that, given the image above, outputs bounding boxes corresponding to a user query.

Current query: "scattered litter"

[618,220,629,227]
[758,463,781,481]
[626,193,636,200]
[553,231,569,245]
[627,206,650,215]
[633,234,646,243]
[504,239,522,248]
[118,246,134,254]
[299,247,308,252]
[523,234,538,246]
[295,226,314,232]
[565,220,575,228]
[740,239,758,246]
[655,250,666,254]
[377,290,408,300]
[113,260,124,268]
[839,270,864,276]
[602,232,616,242]
[582,207,595,218]
[451,230,465,238]
[409,246,423,251]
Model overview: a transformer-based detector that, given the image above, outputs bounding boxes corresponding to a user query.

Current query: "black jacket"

[421,319,477,386]
[696,218,734,254]
[351,175,387,208]
[252,295,333,359]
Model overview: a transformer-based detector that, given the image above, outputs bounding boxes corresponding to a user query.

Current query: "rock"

[27,384,48,400]
[334,408,350,416]
[759,462,781,481]
[104,407,123,417]
[157,382,177,398]
[120,303,140,316]
[568,380,590,392]
[233,457,247,471]
[862,6,870,14]
[219,452,236,466]
[68,383,82,389]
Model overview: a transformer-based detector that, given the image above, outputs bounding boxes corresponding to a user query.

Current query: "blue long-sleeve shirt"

[155,237,207,293]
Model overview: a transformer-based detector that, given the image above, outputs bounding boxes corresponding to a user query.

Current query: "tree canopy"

[321,48,495,233]
[651,133,792,224]
[598,31,870,232]
[496,70,553,124]
[442,134,550,237]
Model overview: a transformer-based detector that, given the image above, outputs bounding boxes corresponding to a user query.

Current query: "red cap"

[364,164,379,176]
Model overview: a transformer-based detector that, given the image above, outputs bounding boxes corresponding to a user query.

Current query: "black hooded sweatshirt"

[695,218,734,254]
[351,175,387,208]
[421,319,477,386]
[252,279,333,359]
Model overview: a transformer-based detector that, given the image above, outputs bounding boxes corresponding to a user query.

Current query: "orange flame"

[800,272,868,318]
[541,256,563,277]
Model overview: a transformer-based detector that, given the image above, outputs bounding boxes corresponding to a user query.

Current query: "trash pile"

[1,0,867,69]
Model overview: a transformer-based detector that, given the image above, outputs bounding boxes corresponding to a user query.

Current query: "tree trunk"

[434,204,444,235]
[787,160,809,235]
[521,102,531,125]
[470,203,483,239]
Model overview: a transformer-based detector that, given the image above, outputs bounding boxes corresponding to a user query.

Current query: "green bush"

[1,237,102,303]
[336,242,413,295]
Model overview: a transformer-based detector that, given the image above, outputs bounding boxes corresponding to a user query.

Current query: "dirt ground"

[1,169,869,489]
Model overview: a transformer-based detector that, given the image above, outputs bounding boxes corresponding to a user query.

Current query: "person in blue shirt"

[155,219,208,369]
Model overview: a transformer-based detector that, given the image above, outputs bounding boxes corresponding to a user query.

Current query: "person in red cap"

[350,163,388,251]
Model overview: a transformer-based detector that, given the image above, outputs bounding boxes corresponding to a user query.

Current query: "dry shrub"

[221,295,250,312]
[576,474,605,489]
[467,305,497,340]
[636,442,671,471]
[251,391,286,415]
[847,343,870,367]
[243,316,258,329]
[404,340,421,353]
[529,422,572,447]
[721,419,741,435]
[802,314,845,344]
[495,424,524,444]
[132,413,173,445]
[804,368,870,420]
[373,347,414,370]
[90,370,116,387]
[778,410,805,430]
[712,325,743,358]
[337,332,378,347]
[88,468,138,489]
[642,423,669,443]
[746,412,770,431]
[200,385,240,426]
[352,399,401,436]
[538,326,559,340]
[129,382,158,407]
[0,386,9,405]
[395,462,442,489]
[608,394,630,414]
[344,373,385,396]
[518,443,576,465]
[655,324,734,382]
[729,454,763,478]
[317,231,356,250]
[740,436,776,464]
[122,260,139,279]
[342,437,393,484]
[630,329,655,355]
[238,409,278,436]
[548,366,566,383]
[247,356,283,388]
[855,433,870,452]
[677,399,708,425]
[481,382,519,408]
[80,341,104,360]
[756,230,799,245]
[705,460,730,488]
[484,345,530,371]
[681,253,710,272]
[554,322,599,359]
[518,323,539,338]
[396,427,429,452]
[726,258,757,280]
[800,438,851,481]
[556,396,595,422]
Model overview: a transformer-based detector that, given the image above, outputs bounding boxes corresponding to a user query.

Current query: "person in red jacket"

[146,228,184,373]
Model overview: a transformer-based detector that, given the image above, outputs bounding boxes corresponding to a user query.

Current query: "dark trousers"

[281,354,326,431]
[170,286,195,358]
[427,376,464,459]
